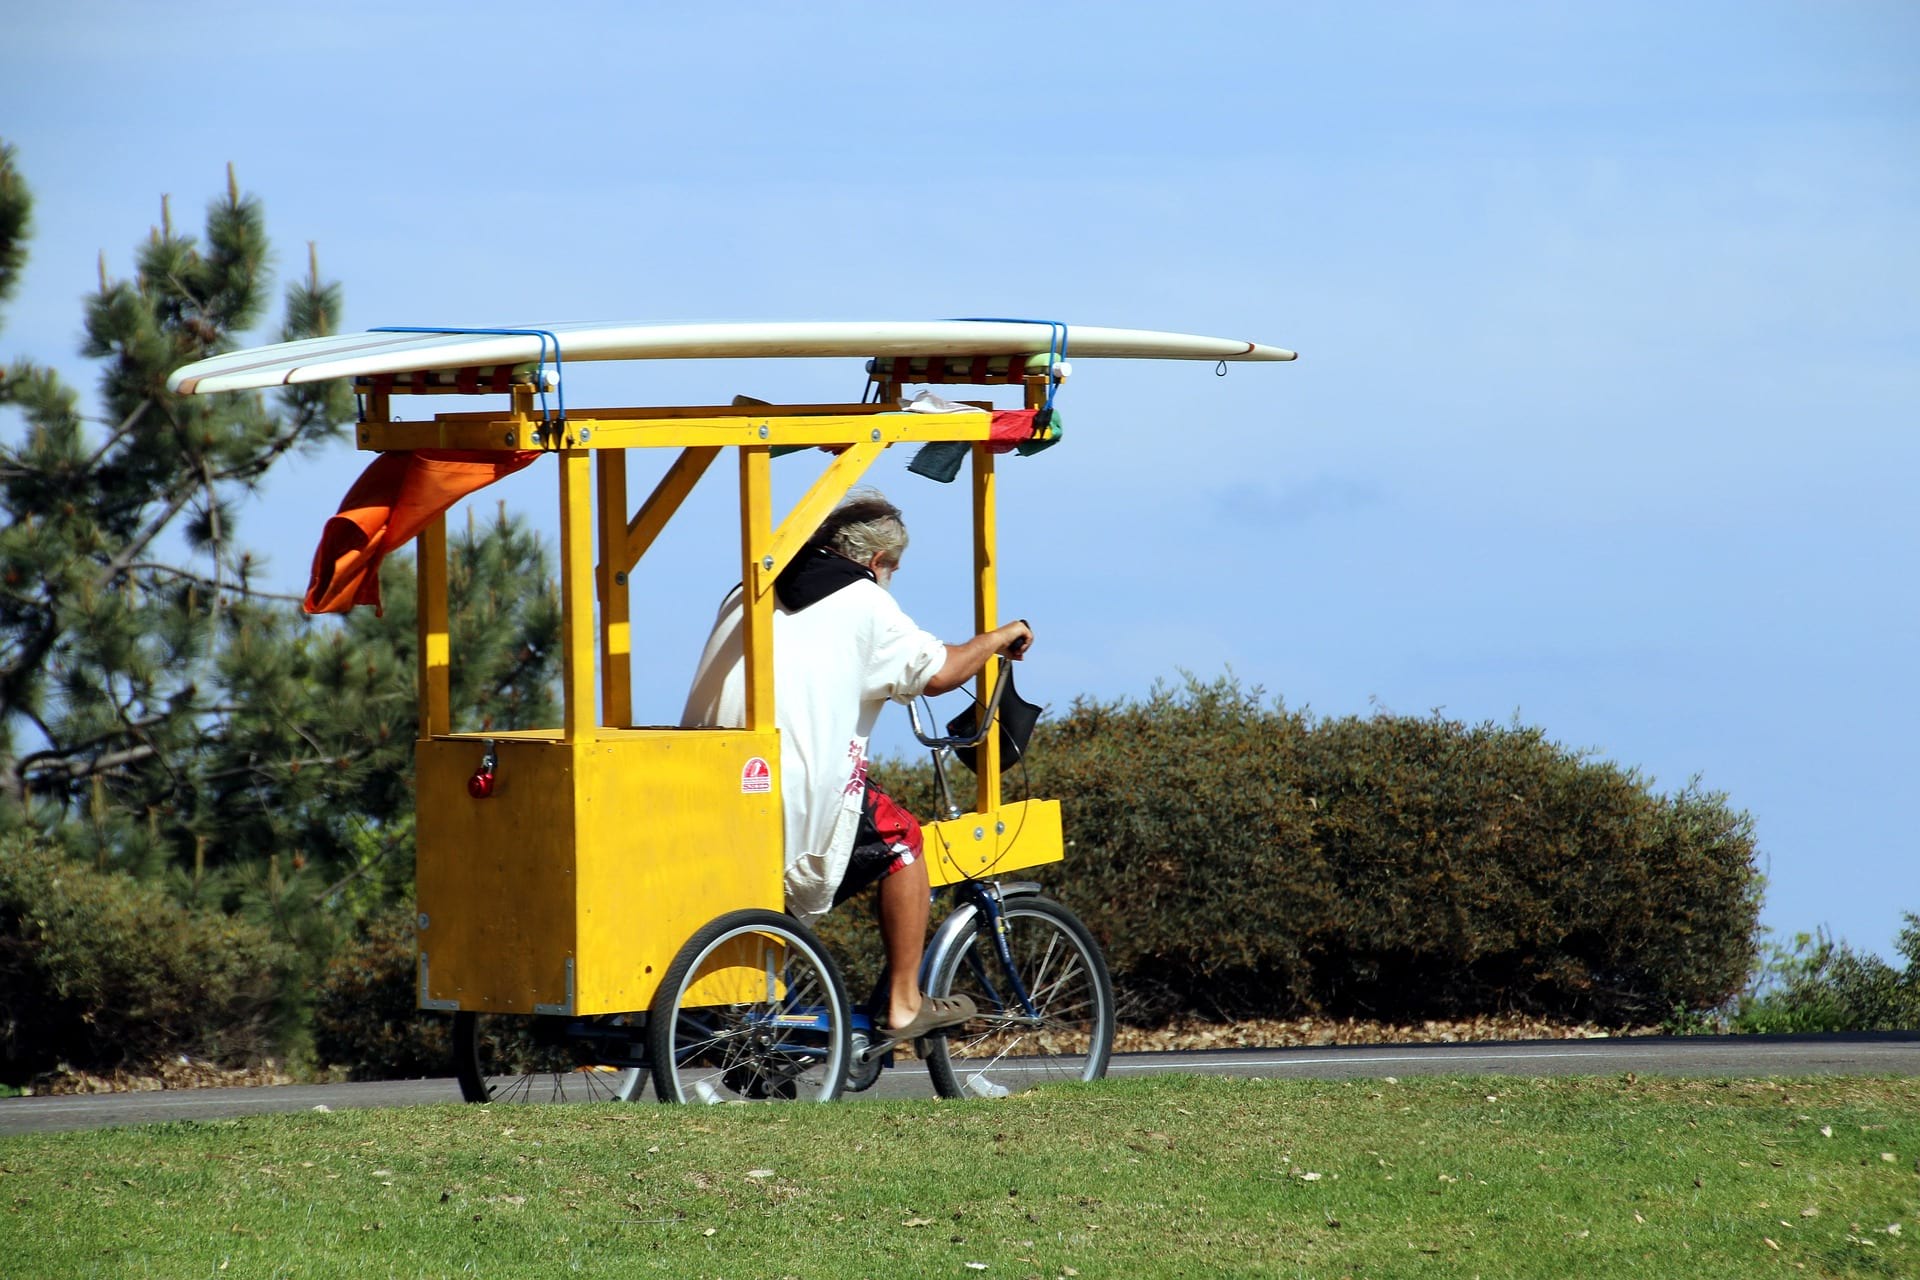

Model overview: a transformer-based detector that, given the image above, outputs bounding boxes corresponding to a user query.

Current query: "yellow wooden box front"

[414,728,783,1015]
[923,799,1064,887]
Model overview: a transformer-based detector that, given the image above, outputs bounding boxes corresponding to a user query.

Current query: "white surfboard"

[167,320,1296,395]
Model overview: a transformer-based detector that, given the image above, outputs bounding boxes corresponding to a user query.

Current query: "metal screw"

[762,555,774,572]
[870,428,882,441]
[416,913,430,930]
[358,428,368,443]
[531,429,544,446]
[973,826,985,841]
[995,821,1006,835]
[578,428,591,443]
[503,430,516,446]
[614,570,627,587]
[758,424,769,439]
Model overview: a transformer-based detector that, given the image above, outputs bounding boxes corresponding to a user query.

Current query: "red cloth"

[987,409,1039,453]
[303,450,540,615]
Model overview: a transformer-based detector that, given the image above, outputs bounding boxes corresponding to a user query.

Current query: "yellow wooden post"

[971,444,1001,813]
[416,514,451,739]
[738,446,775,732]
[595,450,632,728]
[559,448,597,741]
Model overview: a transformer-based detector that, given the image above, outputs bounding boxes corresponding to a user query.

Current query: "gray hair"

[815,488,908,566]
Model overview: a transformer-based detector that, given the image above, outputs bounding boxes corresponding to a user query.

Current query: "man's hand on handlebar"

[926,618,1034,695]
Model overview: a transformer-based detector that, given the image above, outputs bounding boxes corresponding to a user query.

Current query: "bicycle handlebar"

[906,654,1013,749]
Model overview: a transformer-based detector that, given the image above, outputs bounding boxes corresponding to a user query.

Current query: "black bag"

[944,664,1042,775]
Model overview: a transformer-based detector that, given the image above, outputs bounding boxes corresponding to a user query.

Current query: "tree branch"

[124,562,304,604]
[18,741,157,790]
[96,483,198,587]
[198,454,224,651]
[80,397,154,472]
[309,822,400,907]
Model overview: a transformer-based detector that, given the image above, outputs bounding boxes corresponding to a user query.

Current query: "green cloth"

[906,410,1065,483]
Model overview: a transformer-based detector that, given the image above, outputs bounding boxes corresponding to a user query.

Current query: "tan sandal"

[888,993,977,1039]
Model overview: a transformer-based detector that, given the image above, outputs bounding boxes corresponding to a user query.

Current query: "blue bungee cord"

[947,317,1069,413]
[369,325,568,437]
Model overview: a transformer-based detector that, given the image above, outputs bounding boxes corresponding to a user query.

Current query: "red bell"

[468,741,498,799]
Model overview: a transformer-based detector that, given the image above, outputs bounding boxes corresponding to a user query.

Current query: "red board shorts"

[831,779,924,907]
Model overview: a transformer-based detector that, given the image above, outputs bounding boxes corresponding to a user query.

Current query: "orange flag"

[304,450,540,614]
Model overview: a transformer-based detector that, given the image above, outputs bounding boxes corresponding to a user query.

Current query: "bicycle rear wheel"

[648,909,851,1104]
[922,894,1114,1099]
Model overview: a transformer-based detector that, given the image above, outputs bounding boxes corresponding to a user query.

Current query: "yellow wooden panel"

[424,401,891,424]
[571,729,784,1013]
[357,411,990,453]
[678,932,788,1009]
[415,729,786,1015]
[923,799,1064,888]
[415,736,579,1014]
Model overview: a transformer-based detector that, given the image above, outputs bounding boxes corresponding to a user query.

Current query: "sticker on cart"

[740,756,772,794]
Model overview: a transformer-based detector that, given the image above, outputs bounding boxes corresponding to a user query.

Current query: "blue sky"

[5,2,1917,962]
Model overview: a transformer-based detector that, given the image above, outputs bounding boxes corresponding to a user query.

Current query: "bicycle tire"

[647,908,851,1104]
[922,894,1114,1099]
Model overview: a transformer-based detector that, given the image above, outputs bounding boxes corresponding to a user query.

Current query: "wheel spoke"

[649,912,850,1104]
[923,897,1114,1099]
[454,1012,648,1105]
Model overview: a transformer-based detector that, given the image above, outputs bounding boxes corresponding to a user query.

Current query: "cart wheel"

[648,909,851,1104]
[922,895,1114,1099]
[452,1012,648,1104]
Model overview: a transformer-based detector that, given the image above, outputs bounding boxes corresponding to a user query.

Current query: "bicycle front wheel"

[648,909,851,1104]
[922,895,1114,1099]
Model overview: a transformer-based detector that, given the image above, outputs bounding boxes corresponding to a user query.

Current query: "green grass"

[2,1074,1915,1278]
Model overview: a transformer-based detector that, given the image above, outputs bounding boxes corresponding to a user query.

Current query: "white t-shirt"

[681,579,947,922]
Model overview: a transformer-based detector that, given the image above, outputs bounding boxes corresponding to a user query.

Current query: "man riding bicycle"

[682,489,1033,1040]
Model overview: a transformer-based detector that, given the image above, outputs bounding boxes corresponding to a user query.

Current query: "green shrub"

[313,674,1765,1075]
[1728,916,1919,1033]
[875,675,1761,1025]
[0,837,293,1082]
[1287,710,1759,1021]
[310,906,450,1079]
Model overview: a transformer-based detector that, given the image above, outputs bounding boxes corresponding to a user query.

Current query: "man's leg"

[842,780,974,1035]
[877,853,932,1031]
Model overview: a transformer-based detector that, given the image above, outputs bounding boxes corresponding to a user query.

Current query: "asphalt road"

[5,1033,1914,1137]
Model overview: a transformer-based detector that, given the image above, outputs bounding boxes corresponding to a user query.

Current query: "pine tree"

[1,145,561,956]
[197,509,560,934]
[1,147,566,1062]
[1,151,350,847]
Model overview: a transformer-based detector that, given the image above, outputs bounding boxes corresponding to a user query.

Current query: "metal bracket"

[417,953,459,1012]
[533,956,577,1016]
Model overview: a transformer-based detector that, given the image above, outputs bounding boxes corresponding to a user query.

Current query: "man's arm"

[924,619,1034,696]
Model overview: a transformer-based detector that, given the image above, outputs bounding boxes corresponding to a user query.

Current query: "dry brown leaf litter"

[25,1014,1653,1094]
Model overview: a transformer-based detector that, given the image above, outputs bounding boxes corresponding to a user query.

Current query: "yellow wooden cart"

[169,319,1293,1103]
